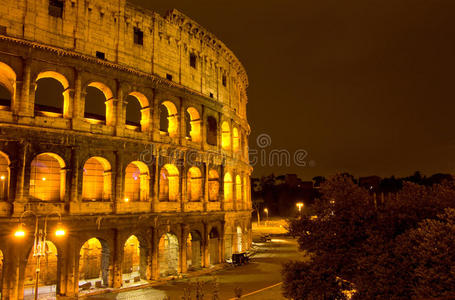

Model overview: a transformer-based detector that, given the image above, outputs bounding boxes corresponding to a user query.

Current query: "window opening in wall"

[209,93,214,98]
[49,0,64,18]
[96,51,105,60]
[222,75,227,87]
[190,53,197,69]
[134,27,144,45]
[0,26,6,35]
[166,74,173,81]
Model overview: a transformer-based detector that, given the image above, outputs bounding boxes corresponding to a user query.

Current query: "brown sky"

[132,0,455,180]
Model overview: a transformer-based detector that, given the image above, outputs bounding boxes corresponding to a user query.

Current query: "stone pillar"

[201,106,207,150]
[203,162,209,211]
[152,153,160,211]
[17,58,33,117]
[112,232,123,289]
[140,106,151,133]
[151,227,159,280]
[202,222,210,267]
[70,148,79,203]
[178,159,184,211]
[72,68,83,120]
[220,221,226,262]
[144,236,153,280]
[13,142,29,215]
[3,243,21,300]
[114,151,124,207]
[179,99,185,145]
[105,98,118,127]
[179,224,189,274]
[219,164,225,211]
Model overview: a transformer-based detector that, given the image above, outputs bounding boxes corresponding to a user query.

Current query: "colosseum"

[0,0,251,299]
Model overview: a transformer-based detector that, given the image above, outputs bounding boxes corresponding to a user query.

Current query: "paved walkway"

[87,236,301,300]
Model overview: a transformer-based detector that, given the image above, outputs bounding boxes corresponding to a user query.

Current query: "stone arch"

[221,121,231,150]
[126,92,150,131]
[78,237,110,289]
[186,230,202,270]
[208,170,220,201]
[159,101,178,137]
[206,116,217,146]
[236,175,242,206]
[29,153,66,201]
[233,127,240,152]
[224,172,233,203]
[208,227,220,265]
[23,241,59,298]
[187,166,202,201]
[122,235,147,282]
[185,107,201,142]
[34,71,70,117]
[124,161,150,202]
[158,233,179,277]
[84,82,114,125]
[0,61,16,110]
[0,151,10,201]
[159,164,179,201]
[82,157,111,201]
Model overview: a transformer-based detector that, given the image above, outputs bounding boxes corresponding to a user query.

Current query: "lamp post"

[14,211,66,300]
[263,208,269,226]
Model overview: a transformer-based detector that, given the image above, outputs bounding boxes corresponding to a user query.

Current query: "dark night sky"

[132,0,455,180]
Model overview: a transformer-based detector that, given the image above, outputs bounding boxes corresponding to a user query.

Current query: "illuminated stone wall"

[0,1,252,299]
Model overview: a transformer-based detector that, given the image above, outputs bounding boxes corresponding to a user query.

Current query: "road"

[87,236,301,300]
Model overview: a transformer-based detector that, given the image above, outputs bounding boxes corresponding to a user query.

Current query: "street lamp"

[264,208,269,226]
[14,211,66,300]
[296,202,304,212]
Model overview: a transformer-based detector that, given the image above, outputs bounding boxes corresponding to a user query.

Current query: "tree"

[284,174,455,300]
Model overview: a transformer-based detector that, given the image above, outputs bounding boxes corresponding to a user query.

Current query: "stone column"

[72,68,83,122]
[219,164,225,211]
[179,224,189,274]
[112,232,123,289]
[202,222,209,267]
[17,58,33,117]
[13,142,29,215]
[220,221,226,262]
[151,227,159,280]
[70,148,79,203]
[203,162,209,211]
[152,153,160,211]
[201,106,207,151]
[114,151,124,208]
[181,164,187,212]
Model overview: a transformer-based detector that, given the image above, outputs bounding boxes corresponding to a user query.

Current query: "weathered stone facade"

[0,1,251,299]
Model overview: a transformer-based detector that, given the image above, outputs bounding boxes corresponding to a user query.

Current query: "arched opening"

[122,235,147,284]
[224,172,233,203]
[186,231,202,271]
[125,92,150,132]
[221,122,231,150]
[159,164,179,201]
[236,226,243,253]
[29,153,66,201]
[208,170,220,202]
[82,157,111,201]
[23,241,58,299]
[187,167,202,202]
[158,233,179,277]
[0,62,16,111]
[236,175,242,206]
[124,161,149,202]
[233,127,240,152]
[209,227,220,265]
[159,101,178,137]
[78,238,110,291]
[0,151,10,201]
[224,226,233,261]
[34,72,69,117]
[84,82,113,125]
[125,95,141,127]
[206,116,218,146]
[186,107,201,142]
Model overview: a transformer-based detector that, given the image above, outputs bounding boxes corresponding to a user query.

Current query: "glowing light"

[42,177,46,181]
[0,175,5,180]
[296,202,304,212]
[124,198,129,202]
[55,229,65,236]
[264,208,268,213]
[14,224,25,238]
